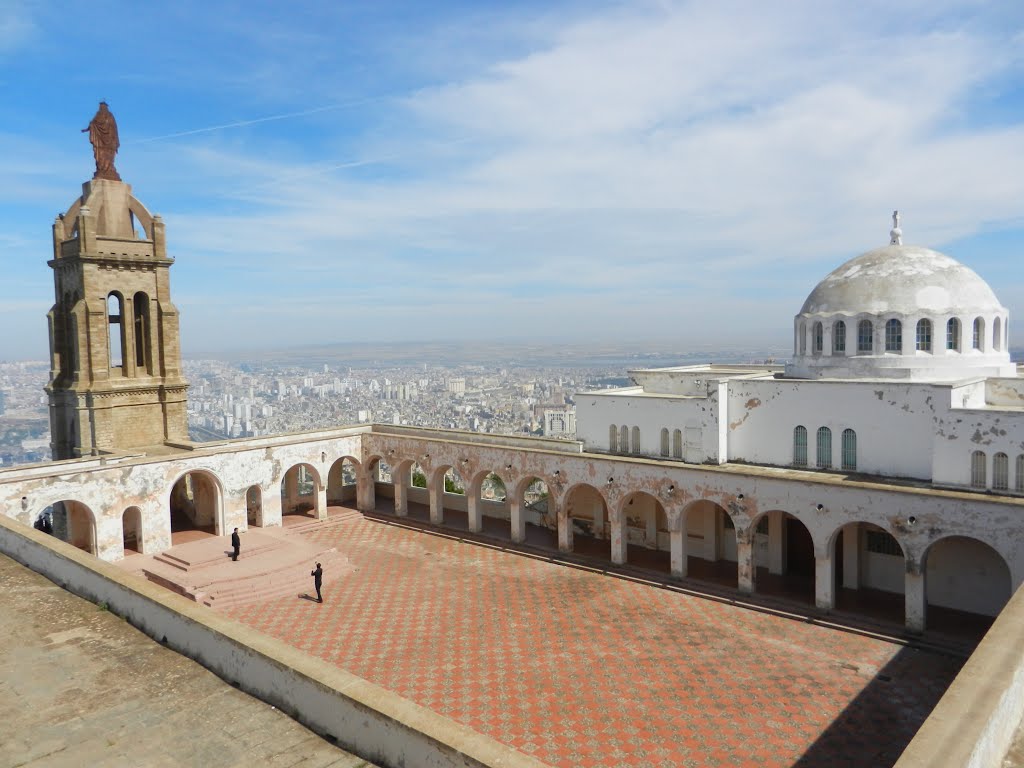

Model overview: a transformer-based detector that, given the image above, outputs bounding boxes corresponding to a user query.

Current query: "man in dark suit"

[311,562,323,603]
[231,528,240,561]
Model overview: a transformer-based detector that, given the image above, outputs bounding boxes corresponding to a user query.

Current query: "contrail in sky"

[132,97,388,143]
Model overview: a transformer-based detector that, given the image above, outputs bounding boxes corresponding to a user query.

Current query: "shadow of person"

[298,594,320,603]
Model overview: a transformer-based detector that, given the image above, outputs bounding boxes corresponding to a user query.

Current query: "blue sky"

[2,0,1023,360]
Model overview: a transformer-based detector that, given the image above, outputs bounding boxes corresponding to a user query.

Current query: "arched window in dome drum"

[994,317,1002,351]
[841,429,857,471]
[993,453,1009,491]
[857,320,873,354]
[947,318,960,351]
[799,322,807,354]
[816,427,832,469]
[916,319,932,352]
[885,319,902,352]
[793,426,807,467]
[971,450,987,488]
[812,322,823,354]
[973,317,984,350]
[833,321,846,353]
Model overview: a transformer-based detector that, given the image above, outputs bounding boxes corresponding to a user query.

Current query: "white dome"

[787,234,1013,382]
[800,244,1004,317]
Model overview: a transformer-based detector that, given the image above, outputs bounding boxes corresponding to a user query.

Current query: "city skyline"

[2,1,1024,360]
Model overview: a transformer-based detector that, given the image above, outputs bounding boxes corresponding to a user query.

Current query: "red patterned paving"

[224,512,964,768]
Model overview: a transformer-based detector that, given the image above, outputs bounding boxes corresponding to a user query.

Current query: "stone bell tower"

[46,103,189,459]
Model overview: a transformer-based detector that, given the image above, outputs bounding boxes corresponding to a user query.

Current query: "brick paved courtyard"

[224,512,965,768]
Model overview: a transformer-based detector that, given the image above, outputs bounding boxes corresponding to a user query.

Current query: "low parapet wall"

[894,581,1024,768]
[0,515,549,768]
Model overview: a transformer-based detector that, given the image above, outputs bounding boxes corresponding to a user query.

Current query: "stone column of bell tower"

[46,178,190,459]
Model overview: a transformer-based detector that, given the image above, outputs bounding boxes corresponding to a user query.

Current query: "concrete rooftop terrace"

[0,552,375,768]
[182,508,966,768]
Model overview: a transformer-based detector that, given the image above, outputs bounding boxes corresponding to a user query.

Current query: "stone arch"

[563,483,611,561]
[923,535,1011,619]
[825,521,907,624]
[513,475,556,547]
[467,469,510,537]
[428,465,467,527]
[246,485,264,527]
[37,500,97,555]
[746,510,815,602]
[680,499,738,588]
[280,462,322,517]
[122,506,143,554]
[327,455,360,505]
[620,490,669,573]
[169,469,224,539]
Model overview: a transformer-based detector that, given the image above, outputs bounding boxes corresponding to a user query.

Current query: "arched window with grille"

[793,426,807,467]
[994,317,1002,351]
[609,425,617,452]
[619,425,628,454]
[993,453,1009,491]
[971,450,987,488]
[816,427,832,469]
[857,320,873,354]
[833,321,846,353]
[799,322,807,354]
[946,318,960,351]
[631,426,640,455]
[1016,455,1024,493]
[915,319,932,352]
[841,429,857,471]
[672,429,682,459]
[885,319,902,352]
[660,428,669,457]
[812,322,823,354]
[973,317,984,350]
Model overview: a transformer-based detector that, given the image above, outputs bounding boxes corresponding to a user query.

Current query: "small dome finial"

[890,209,902,245]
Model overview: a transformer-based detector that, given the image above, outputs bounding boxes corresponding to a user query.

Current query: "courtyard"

[208,508,966,768]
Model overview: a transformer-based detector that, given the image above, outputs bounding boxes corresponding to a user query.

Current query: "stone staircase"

[139,519,356,611]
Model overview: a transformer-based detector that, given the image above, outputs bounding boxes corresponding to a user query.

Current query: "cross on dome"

[890,210,902,245]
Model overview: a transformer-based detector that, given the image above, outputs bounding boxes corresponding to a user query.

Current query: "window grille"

[971,450,987,488]
[619,425,628,454]
[609,425,617,452]
[816,427,832,469]
[672,429,682,459]
[885,319,902,352]
[660,428,669,457]
[793,426,808,467]
[994,317,1002,351]
[973,317,983,350]
[813,322,823,354]
[993,453,1008,491]
[946,318,960,351]
[1017,455,1024,493]
[857,320,873,353]
[916,319,932,352]
[631,426,640,455]
[833,321,846,353]
[841,429,856,471]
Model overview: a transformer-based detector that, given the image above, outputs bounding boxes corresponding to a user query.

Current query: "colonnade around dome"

[2,424,1020,634]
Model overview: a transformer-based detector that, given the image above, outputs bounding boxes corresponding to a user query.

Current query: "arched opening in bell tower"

[107,292,125,370]
[133,291,151,373]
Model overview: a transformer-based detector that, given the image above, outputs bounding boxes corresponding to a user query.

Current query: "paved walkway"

[222,512,966,768]
[0,553,375,768]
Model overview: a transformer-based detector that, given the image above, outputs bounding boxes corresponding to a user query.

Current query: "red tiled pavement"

[223,511,964,768]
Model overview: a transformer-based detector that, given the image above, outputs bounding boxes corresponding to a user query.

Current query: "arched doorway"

[516,476,556,548]
[681,499,738,588]
[246,485,264,527]
[749,510,815,603]
[280,463,321,518]
[170,471,223,542]
[925,536,1011,636]
[469,470,509,538]
[326,456,359,506]
[621,491,669,573]
[564,484,610,561]
[405,462,431,521]
[36,500,96,555]
[122,506,143,554]
[831,522,906,625]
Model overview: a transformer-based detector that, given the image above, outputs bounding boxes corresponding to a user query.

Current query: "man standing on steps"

[231,528,240,561]
[311,562,323,603]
